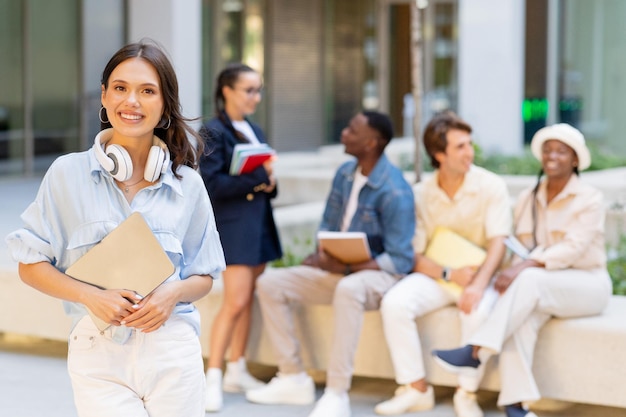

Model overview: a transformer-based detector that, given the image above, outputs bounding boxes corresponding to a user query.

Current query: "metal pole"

[22,0,34,175]
[546,0,560,125]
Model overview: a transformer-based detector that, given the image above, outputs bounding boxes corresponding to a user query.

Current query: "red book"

[230,143,276,175]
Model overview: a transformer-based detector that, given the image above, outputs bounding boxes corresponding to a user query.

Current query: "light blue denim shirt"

[6,146,226,343]
[319,154,415,275]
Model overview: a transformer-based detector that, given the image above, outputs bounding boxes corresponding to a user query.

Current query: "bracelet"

[344,264,351,275]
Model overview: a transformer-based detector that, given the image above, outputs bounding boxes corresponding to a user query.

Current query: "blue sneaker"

[432,345,480,375]
[505,404,538,417]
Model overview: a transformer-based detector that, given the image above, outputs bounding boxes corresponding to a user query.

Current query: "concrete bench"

[2,261,626,409]
[196,281,626,410]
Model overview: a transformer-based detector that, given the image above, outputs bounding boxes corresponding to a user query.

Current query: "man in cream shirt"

[374,111,511,417]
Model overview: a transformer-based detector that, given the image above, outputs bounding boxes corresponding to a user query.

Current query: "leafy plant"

[608,235,626,296]
[473,145,541,175]
[408,142,626,176]
[271,235,314,268]
[587,143,626,172]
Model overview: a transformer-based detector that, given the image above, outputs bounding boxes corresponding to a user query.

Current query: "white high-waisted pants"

[380,272,498,392]
[68,315,205,417]
[469,267,612,406]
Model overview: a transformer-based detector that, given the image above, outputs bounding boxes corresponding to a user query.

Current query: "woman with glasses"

[432,123,612,417]
[199,63,282,412]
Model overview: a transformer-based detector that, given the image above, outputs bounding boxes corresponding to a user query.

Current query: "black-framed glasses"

[236,87,263,96]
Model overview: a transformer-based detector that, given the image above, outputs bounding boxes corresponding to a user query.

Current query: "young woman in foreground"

[6,40,225,417]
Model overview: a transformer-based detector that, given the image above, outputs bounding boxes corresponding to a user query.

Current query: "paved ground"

[4,333,626,417]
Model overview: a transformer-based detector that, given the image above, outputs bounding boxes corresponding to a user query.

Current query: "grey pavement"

[3,335,626,417]
[2,169,626,417]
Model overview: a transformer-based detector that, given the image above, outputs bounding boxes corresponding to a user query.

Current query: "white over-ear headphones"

[93,128,170,182]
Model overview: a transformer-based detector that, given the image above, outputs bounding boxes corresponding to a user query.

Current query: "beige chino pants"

[256,265,398,392]
[469,267,612,406]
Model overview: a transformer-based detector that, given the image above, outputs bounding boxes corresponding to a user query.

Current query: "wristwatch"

[441,266,451,282]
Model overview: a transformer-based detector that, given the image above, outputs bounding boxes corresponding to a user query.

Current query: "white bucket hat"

[530,123,591,171]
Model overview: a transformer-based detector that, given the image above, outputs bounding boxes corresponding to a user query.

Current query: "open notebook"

[424,226,486,298]
[66,212,175,330]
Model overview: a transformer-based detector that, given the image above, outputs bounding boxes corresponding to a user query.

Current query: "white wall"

[127,0,202,127]
[458,0,525,154]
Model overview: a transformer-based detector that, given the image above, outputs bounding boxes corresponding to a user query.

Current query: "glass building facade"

[524,0,626,153]
[1,0,625,177]
[0,0,123,177]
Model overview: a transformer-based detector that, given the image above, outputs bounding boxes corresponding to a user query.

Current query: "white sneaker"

[308,389,351,417]
[223,358,266,392]
[205,368,223,412]
[374,384,434,415]
[245,372,315,405]
[453,389,483,417]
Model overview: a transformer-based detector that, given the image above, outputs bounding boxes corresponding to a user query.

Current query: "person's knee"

[333,277,365,306]
[514,268,543,292]
[222,293,253,316]
[380,291,413,321]
[256,270,279,299]
[256,268,300,306]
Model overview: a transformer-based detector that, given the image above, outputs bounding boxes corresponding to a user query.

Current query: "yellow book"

[424,226,486,297]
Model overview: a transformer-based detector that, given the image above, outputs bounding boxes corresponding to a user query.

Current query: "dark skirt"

[218,206,282,266]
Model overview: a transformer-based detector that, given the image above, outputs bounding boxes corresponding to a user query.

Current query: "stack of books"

[229,143,276,175]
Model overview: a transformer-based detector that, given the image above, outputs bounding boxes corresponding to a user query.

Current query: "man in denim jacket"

[246,111,415,417]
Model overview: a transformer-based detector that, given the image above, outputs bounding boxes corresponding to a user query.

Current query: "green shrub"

[473,145,540,175]
[587,143,626,172]
[474,143,626,175]
[608,235,626,296]
[271,235,314,267]
[408,142,626,176]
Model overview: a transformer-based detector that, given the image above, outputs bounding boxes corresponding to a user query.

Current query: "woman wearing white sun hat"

[432,123,612,417]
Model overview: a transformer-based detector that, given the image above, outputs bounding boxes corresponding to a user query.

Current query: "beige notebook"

[66,212,175,330]
[317,231,372,264]
[424,226,486,298]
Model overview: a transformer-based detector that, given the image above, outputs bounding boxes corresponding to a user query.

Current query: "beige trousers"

[256,265,398,392]
[469,267,612,406]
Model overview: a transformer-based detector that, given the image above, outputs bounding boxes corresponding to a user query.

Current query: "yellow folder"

[424,226,486,297]
[66,212,175,330]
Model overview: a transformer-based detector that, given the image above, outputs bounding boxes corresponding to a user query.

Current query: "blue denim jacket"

[319,154,415,275]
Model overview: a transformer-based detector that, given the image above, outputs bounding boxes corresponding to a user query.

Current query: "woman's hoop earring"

[159,117,171,130]
[99,107,109,123]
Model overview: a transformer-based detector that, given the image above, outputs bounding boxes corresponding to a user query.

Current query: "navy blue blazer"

[199,112,282,265]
